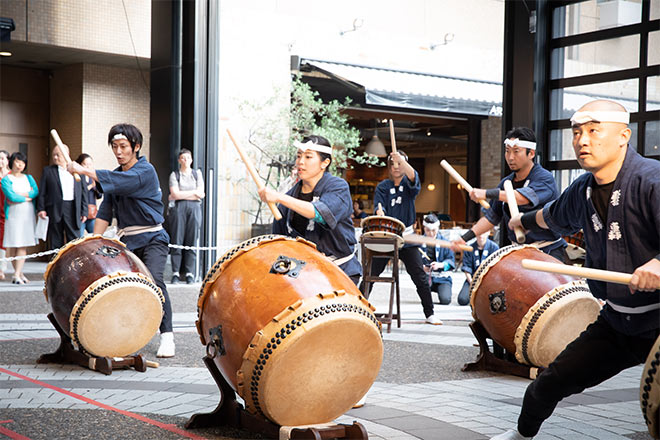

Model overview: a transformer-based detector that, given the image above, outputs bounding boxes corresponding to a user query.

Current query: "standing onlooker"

[1,152,38,284]
[168,148,204,284]
[458,231,499,306]
[37,146,87,249]
[0,150,10,280]
[76,154,102,236]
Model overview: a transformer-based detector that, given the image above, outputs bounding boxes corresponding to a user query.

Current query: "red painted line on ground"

[0,420,32,440]
[0,367,206,440]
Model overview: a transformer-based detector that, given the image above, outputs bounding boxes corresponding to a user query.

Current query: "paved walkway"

[0,260,653,439]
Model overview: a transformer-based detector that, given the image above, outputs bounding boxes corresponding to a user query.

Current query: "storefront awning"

[294,57,503,117]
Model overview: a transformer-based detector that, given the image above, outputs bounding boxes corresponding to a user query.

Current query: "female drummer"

[258,135,361,285]
[67,124,175,358]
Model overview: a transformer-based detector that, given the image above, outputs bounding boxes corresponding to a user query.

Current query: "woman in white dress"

[1,152,38,284]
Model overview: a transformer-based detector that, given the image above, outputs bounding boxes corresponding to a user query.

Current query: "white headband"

[570,110,630,125]
[504,138,536,150]
[294,140,332,155]
[112,133,129,141]
[423,219,440,229]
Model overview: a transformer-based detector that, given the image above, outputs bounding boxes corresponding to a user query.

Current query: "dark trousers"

[133,240,173,333]
[360,246,434,318]
[431,282,452,305]
[169,200,202,276]
[517,315,658,437]
[47,201,78,250]
[457,280,471,306]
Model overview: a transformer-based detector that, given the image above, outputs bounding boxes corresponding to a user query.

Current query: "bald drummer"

[492,100,660,440]
[452,127,566,261]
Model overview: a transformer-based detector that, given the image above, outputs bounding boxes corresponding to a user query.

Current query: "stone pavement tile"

[407,426,486,440]
[347,405,411,420]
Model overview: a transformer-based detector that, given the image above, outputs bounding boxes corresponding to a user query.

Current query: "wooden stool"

[360,236,401,333]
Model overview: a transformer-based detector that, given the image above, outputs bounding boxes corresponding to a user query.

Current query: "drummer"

[452,127,566,261]
[360,151,441,325]
[493,99,660,440]
[67,123,175,358]
[257,135,361,285]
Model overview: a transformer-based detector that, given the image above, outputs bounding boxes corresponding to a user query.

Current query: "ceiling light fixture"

[0,51,11,57]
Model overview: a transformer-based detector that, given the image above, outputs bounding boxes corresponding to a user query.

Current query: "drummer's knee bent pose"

[491,99,660,440]
[67,123,176,358]
[359,150,441,325]
[257,135,362,285]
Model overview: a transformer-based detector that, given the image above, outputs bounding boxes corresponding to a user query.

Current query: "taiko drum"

[470,245,601,368]
[196,235,383,426]
[44,235,164,357]
[360,215,406,252]
[641,333,660,439]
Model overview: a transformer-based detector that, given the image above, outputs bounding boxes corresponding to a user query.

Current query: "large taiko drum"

[44,235,164,357]
[470,245,601,368]
[196,235,383,426]
[641,334,660,439]
[360,215,406,252]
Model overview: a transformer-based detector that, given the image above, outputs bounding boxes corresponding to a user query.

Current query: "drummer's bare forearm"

[93,219,109,235]
[278,193,316,219]
[402,161,416,182]
[495,190,530,206]
[471,217,495,236]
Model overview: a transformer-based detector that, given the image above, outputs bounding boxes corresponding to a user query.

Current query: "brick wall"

[481,116,502,189]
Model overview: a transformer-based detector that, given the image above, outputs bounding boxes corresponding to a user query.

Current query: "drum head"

[238,293,383,426]
[514,280,600,367]
[641,334,660,439]
[361,231,405,252]
[71,272,164,357]
[360,215,406,232]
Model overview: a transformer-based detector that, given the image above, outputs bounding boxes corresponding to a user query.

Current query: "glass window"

[552,169,587,193]
[550,78,639,120]
[650,31,660,66]
[646,120,660,157]
[552,0,642,38]
[648,75,660,111]
[551,35,639,79]
[549,128,576,161]
[652,0,660,21]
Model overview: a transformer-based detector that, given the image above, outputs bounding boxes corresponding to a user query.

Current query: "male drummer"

[451,128,566,261]
[359,151,441,325]
[67,123,175,358]
[492,99,660,440]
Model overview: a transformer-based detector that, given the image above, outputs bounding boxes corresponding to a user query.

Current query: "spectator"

[168,148,204,284]
[0,150,10,280]
[37,146,87,249]
[76,154,102,236]
[458,231,499,306]
[1,152,38,284]
[352,199,368,220]
[420,214,456,305]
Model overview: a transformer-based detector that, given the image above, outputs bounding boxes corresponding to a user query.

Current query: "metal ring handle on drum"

[206,325,226,359]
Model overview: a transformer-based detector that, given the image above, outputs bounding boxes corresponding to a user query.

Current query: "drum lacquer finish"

[44,235,164,357]
[470,245,600,367]
[197,235,383,426]
[641,334,660,439]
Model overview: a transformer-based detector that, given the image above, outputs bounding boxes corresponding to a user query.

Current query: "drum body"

[470,245,601,367]
[360,215,405,252]
[197,235,383,426]
[44,235,164,357]
[641,334,660,439]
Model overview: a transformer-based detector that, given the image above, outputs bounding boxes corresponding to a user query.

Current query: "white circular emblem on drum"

[70,271,165,357]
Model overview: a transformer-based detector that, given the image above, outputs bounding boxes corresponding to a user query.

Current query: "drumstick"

[146,360,160,368]
[377,202,384,215]
[404,233,473,252]
[440,160,490,210]
[50,129,81,182]
[226,129,282,221]
[503,180,526,244]
[521,259,660,288]
[389,119,397,154]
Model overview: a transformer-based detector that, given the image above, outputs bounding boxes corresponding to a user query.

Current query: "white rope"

[0,248,60,262]
[167,243,224,251]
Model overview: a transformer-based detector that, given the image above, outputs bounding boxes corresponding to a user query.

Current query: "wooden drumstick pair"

[522,259,660,289]
[226,129,282,221]
[50,129,81,182]
[404,234,473,252]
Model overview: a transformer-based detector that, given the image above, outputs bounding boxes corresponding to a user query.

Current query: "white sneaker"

[425,315,442,325]
[490,429,532,440]
[156,332,175,358]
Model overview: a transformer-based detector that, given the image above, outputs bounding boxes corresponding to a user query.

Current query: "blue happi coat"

[373,171,420,248]
[420,231,456,284]
[462,239,500,276]
[485,163,564,251]
[543,147,660,336]
[272,172,361,279]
